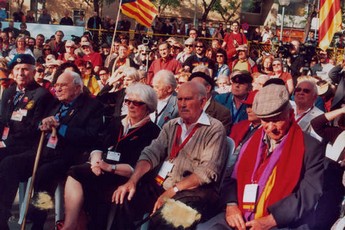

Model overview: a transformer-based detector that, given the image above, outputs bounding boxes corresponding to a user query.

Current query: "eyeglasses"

[196,45,204,48]
[216,55,224,57]
[36,68,44,73]
[124,99,145,106]
[272,63,281,66]
[185,44,193,47]
[54,83,68,88]
[295,87,311,94]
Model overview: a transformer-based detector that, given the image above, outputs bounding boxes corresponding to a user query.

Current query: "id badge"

[0,141,6,148]
[156,161,174,185]
[106,151,121,162]
[46,135,58,149]
[2,127,9,140]
[20,109,28,117]
[243,184,258,211]
[11,111,23,121]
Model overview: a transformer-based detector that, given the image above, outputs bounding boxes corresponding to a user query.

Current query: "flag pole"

[111,0,123,48]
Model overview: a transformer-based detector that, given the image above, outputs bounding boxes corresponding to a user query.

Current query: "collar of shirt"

[203,97,212,111]
[121,115,150,135]
[263,133,286,154]
[177,111,210,141]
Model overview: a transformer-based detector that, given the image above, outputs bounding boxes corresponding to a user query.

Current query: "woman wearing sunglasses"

[61,83,160,230]
[270,58,294,94]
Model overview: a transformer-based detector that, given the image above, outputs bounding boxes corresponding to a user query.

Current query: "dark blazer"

[0,81,54,147]
[206,98,232,134]
[41,93,103,164]
[97,86,126,121]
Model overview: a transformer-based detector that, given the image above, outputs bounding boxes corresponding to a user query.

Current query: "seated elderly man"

[0,71,103,230]
[112,81,228,229]
[150,70,179,128]
[188,71,232,134]
[291,79,323,141]
[215,71,253,128]
[198,83,325,230]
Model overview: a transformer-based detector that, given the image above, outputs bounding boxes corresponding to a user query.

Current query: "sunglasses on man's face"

[294,87,311,94]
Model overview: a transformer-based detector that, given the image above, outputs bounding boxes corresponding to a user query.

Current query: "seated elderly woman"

[61,83,161,230]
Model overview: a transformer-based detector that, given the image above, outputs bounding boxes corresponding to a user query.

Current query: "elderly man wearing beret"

[198,83,325,229]
[0,54,54,163]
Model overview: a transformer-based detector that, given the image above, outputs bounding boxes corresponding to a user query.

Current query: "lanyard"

[169,124,199,160]
[154,96,171,124]
[296,107,312,123]
[115,121,149,150]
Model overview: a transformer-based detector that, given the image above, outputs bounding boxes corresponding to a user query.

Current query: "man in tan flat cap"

[198,83,325,230]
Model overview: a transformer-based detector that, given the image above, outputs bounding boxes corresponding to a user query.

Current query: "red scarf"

[236,121,305,218]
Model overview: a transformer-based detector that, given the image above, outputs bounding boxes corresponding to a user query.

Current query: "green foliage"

[210,0,241,22]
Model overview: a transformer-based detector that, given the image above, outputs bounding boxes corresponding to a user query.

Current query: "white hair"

[153,70,177,90]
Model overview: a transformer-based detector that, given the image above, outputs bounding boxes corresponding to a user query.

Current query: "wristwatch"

[111,164,117,173]
[173,185,179,193]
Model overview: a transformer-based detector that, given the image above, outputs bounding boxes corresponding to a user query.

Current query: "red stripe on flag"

[122,5,151,27]
[137,0,158,14]
[319,1,339,40]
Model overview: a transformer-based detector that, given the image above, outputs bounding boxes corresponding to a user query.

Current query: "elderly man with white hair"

[291,79,323,141]
[150,70,179,128]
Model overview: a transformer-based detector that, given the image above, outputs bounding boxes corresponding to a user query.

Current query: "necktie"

[13,91,24,106]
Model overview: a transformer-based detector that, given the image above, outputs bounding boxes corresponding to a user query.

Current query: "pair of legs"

[62,163,124,230]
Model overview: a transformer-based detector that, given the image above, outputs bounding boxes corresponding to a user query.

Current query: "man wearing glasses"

[176,37,195,64]
[183,39,216,77]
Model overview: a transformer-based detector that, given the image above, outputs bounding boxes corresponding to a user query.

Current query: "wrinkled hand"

[112,180,136,204]
[40,116,59,131]
[90,161,102,176]
[225,205,246,230]
[245,215,277,230]
[152,188,176,213]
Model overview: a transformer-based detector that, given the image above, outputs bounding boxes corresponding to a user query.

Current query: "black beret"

[8,54,35,69]
[188,71,215,89]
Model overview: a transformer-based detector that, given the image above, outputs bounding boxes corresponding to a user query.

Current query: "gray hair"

[152,70,177,90]
[122,67,140,82]
[180,81,207,100]
[296,79,318,97]
[64,70,83,92]
[192,65,210,76]
[126,82,157,113]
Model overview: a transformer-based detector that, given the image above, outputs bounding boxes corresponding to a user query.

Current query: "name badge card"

[47,135,58,149]
[106,151,121,162]
[20,109,28,117]
[243,184,258,211]
[155,160,174,186]
[2,127,9,140]
[0,141,6,148]
[11,111,23,121]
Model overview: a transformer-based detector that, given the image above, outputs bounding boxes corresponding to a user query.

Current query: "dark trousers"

[110,177,219,230]
[0,149,71,230]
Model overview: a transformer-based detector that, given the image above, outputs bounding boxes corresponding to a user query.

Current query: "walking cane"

[20,128,55,230]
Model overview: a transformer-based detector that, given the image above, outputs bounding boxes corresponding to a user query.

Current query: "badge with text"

[242,184,258,212]
[11,111,23,121]
[46,135,58,149]
[0,141,6,148]
[155,160,174,185]
[20,109,28,117]
[2,127,9,140]
[106,151,121,162]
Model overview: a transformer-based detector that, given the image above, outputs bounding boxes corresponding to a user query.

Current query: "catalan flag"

[319,0,342,50]
[121,0,158,28]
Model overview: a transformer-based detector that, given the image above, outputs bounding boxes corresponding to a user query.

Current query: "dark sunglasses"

[36,68,45,73]
[124,99,145,106]
[185,44,193,47]
[216,55,224,57]
[295,87,311,94]
[196,45,204,48]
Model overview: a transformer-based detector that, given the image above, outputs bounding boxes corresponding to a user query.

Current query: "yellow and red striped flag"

[319,0,342,50]
[121,0,158,28]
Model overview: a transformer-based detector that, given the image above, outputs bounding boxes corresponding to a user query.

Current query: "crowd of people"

[0,12,343,230]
